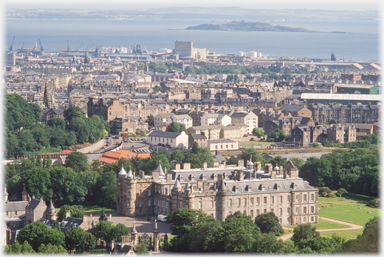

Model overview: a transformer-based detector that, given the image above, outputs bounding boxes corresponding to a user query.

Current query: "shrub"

[368,198,380,208]
[318,187,332,197]
[336,188,348,197]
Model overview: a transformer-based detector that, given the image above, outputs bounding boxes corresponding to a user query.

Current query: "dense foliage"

[254,212,284,236]
[5,94,110,158]
[170,143,214,168]
[93,221,130,250]
[300,148,379,196]
[267,128,287,142]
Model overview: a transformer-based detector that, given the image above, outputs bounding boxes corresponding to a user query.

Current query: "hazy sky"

[2,0,382,11]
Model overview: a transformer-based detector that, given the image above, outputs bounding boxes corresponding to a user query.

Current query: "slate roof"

[148,130,182,139]
[4,201,29,212]
[27,199,42,210]
[281,105,305,112]
[230,112,248,118]
[191,134,207,140]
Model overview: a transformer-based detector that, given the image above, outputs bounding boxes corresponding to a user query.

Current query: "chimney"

[183,163,191,170]
[166,173,173,183]
[203,162,207,169]
[65,210,71,219]
[238,159,244,167]
[254,161,262,171]
[264,163,272,174]
[152,171,159,181]
[175,163,181,170]
[213,161,219,167]
[139,170,145,179]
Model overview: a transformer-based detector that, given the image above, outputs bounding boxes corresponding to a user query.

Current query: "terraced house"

[116,160,319,226]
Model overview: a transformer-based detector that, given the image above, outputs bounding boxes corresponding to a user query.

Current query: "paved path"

[278,216,363,241]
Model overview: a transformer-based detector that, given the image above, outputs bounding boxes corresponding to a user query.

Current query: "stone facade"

[117,161,319,226]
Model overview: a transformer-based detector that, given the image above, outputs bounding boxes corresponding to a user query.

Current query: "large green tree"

[65,152,89,173]
[291,224,320,245]
[17,222,65,252]
[5,241,36,254]
[65,226,96,252]
[267,128,287,142]
[254,212,284,236]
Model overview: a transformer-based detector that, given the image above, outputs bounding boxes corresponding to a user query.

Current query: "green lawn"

[318,196,379,226]
[320,229,364,241]
[54,205,116,216]
[286,218,350,230]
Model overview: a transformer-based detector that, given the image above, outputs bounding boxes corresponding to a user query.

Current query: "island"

[186,20,317,32]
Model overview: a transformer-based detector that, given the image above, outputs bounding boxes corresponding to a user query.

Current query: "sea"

[4,18,380,62]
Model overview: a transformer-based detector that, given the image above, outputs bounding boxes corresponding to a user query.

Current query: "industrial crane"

[9,36,15,51]
[38,38,44,52]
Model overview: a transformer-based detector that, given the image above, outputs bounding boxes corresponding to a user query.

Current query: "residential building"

[327,125,357,143]
[207,139,239,151]
[201,113,231,126]
[230,111,259,134]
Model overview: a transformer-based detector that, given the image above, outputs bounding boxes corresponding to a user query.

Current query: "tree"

[191,142,199,154]
[6,241,36,254]
[57,205,84,222]
[113,223,130,243]
[340,216,379,253]
[329,119,337,124]
[17,221,65,252]
[38,243,68,254]
[93,220,123,250]
[47,118,66,130]
[146,114,154,126]
[312,142,320,148]
[165,208,209,237]
[266,156,286,168]
[267,128,287,142]
[185,219,222,252]
[65,152,89,173]
[63,106,86,123]
[49,165,88,206]
[237,148,264,167]
[94,171,117,208]
[252,128,265,138]
[291,158,304,170]
[65,226,96,252]
[218,211,261,252]
[135,243,149,254]
[169,122,181,132]
[254,212,284,236]
[20,166,52,201]
[291,224,320,245]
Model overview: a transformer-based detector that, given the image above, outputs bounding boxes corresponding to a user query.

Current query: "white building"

[146,131,189,149]
[167,114,193,129]
[201,113,231,127]
[207,138,239,151]
[230,111,259,134]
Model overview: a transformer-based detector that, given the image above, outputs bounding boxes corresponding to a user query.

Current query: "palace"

[117,160,319,226]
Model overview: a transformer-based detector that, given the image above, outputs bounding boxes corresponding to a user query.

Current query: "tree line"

[6,219,130,254]
[165,208,378,254]
[5,93,110,158]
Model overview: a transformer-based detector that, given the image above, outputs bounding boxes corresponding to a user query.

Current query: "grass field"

[286,218,351,230]
[320,229,364,241]
[55,205,116,216]
[318,196,379,226]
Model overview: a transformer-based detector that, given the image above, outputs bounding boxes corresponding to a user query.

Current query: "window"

[250,198,254,206]
[264,197,267,204]
[303,207,307,214]
[271,196,274,204]
[303,194,307,202]
[148,190,151,196]
[303,217,306,223]
[296,207,299,215]
[237,198,241,206]
[211,201,214,208]
[139,190,142,197]
[180,202,182,208]
[287,195,290,202]
[199,202,202,209]
[139,200,142,207]
[311,194,314,201]
[296,194,299,202]
[311,206,314,213]
[229,199,232,207]
[243,198,246,206]
[264,209,267,214]
[148,200,151,206]
[257,197,260,205]
[128,192,131,198]
[279,196,282,203]
[250,210,254,217]
[279,208,282,216]
[311,216,314,222]
[165,188,168,195]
